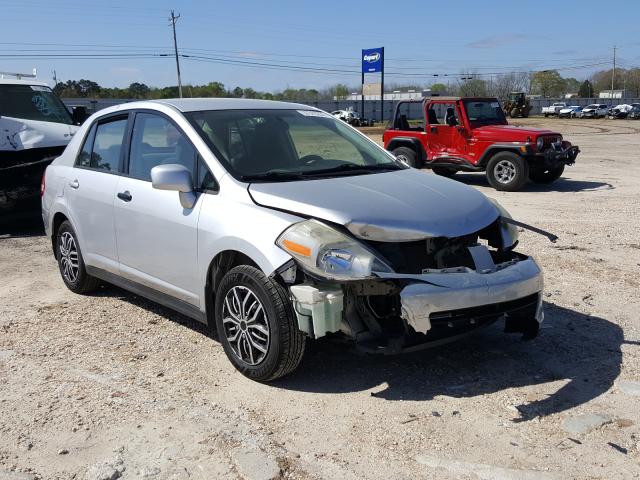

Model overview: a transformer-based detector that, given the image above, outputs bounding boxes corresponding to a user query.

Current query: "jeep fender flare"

[478,144,527,168]
[386,137,427,163]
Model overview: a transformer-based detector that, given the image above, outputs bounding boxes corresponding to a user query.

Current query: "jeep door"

[424,101,468,162]
[64,114,129,274]
[113,111,204,305]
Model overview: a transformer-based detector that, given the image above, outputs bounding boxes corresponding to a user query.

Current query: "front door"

[425,101,467,162]
[113,112,203,305]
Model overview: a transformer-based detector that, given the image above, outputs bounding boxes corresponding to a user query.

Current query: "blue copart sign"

[362,48,383,73]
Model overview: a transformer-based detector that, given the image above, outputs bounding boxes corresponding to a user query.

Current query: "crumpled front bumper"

[533,145,579,168]
[376,256,544,335]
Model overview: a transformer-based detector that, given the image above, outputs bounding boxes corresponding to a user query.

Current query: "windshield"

[187,109,403,181]
[462,99,507,125]
[0,84,73,125]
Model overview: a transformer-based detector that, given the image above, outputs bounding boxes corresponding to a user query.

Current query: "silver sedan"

[42,99,544,381]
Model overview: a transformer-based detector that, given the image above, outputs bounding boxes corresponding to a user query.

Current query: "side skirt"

[86,265,207,324]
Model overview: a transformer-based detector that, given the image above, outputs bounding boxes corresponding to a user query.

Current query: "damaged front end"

[275,212,545,354]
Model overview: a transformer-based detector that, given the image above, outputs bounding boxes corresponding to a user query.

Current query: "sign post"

[361,47,384,123]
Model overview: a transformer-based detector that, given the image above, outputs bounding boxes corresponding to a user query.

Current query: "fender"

[477,143,527,167]
[386,137,427,163]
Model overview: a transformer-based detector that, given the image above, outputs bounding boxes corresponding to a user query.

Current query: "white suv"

[42,99,544,381]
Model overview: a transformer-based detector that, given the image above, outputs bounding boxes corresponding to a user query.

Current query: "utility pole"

[611,46,616,101]
[52,70,57,86]
[169,10,183,98]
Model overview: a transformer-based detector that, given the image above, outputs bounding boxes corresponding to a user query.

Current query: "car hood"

[472,124,557,141]
[248,168,500,242]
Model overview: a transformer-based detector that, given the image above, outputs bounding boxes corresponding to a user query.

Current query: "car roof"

[146,98,316,112]
[0,78,51,87]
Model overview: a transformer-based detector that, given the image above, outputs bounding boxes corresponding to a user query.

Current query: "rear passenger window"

[128,113,196,181]
[92,119,127,171]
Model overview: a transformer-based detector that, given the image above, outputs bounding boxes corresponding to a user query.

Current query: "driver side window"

[128,113,196,181]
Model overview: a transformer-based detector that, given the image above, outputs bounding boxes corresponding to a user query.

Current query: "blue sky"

[1,0,638,91]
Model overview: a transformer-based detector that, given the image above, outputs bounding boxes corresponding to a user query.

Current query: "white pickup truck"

[542,102,567,117]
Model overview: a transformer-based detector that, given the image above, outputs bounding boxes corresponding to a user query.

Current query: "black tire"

[529,165,564,184]
[544,113,549,118]
[485,152,529,191]
[432,166,458,178]
[55,220,100,294]
[215,265,305,382]
[392,146,421,168]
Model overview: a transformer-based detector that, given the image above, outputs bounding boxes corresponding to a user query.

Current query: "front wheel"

[529,165,564,184]
[215,265,305,382]
[392,146,421,168]
[485,152,529,191]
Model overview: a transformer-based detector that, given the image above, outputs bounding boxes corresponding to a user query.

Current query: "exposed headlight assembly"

[488,199,519,250]
[276,219,393,280]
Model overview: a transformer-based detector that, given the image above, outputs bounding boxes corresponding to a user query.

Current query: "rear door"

[113,111,205,305]
[64,114,129,274]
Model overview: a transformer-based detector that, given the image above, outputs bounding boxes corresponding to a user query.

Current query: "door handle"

[117,191,132,202]
[69,179,79,189]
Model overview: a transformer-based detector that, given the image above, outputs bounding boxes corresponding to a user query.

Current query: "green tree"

[128,82,150,99]
[564,77,581,94]
[430,83,447,94]
[578,80,594,98]
[530,70,566,97]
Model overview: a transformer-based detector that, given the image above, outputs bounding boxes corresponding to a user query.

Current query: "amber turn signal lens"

[282,239,311,257]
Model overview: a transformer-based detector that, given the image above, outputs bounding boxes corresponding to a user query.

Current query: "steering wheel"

[299,154,324,165]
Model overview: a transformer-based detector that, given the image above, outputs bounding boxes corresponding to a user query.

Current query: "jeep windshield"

[187,109,404,182]
[463,99,507,126]
[0,84,73,125]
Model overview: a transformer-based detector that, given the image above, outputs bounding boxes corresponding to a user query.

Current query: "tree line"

[53,67,640,101]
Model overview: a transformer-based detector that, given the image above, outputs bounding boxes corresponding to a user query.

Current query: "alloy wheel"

[222,286,270,365]
[494,159,516,184]
[59,231,79,283]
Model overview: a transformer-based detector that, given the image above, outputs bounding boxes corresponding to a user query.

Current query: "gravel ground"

[1,118,640,480]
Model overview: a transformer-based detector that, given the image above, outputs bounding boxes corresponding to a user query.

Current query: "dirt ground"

[1,118,640,480]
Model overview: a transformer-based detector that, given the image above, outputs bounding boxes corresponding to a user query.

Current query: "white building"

[599,90,628,99]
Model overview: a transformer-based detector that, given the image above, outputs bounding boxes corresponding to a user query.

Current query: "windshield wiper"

[239,171,306,182]
[302,163,404,177]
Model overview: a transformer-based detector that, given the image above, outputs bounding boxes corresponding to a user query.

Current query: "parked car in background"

[384,97,579,191]
[571,106,584,118]
[0,76,88,222]
[42,98,546,381]
[581,104,609,118]
[542,102,567,117]
[628,104,640,120]
[608,104,633,119]
[558,105,581,118]
[330,109,374,127]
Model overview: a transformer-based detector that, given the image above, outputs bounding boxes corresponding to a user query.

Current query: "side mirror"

[71,106,89,125]
[150,164,196,209]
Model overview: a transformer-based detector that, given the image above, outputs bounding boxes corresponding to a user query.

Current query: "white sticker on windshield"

[297,110,332,118]
[30,85,51,92]
[490,102,500,108]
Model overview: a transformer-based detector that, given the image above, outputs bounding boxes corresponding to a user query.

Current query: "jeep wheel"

[486,152,529,191]
[215,265,305,382]
[529,165,564,184]
[432,166,458,178]
[392,146,421,168]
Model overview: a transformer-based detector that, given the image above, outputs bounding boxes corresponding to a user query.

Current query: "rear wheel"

[55,220,100,294]
[392,146,421,168]
[432,166,458,178]
[486,152,529,191]
[215,265,305,382]
[529,165,564,184]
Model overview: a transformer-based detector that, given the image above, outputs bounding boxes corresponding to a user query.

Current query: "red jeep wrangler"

[383,97,580,191]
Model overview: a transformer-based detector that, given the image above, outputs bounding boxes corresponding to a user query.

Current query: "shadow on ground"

[97,284,624,423]
[445,172,613,193]
[0,214,45,238]
[275,302,623,422]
